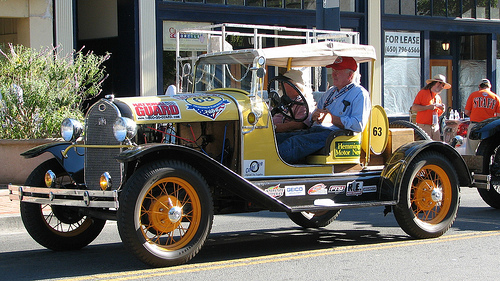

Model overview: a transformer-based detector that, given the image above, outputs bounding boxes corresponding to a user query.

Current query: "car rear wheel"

[20,159,106,251]
[287,209,341,228]
[117,160,213,267]
[394,152,460,238]
[477,143,500,209]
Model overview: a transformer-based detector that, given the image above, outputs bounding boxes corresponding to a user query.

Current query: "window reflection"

[286,0,301,9]
[417,0,430,16]
[246,0,263,7]
[386,0,499,19]
[401,0,416,15]
[159,0,350,10]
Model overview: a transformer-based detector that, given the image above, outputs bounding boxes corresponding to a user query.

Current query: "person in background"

[272,69,315,133]
[277,56,371,164]
[411,74,450,141]
[463,78,500,154]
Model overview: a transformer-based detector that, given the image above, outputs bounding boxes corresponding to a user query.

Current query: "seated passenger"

[277,56,371,164]
[272,69,315,133]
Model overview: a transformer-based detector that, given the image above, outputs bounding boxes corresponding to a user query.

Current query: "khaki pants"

[417,123,441,141]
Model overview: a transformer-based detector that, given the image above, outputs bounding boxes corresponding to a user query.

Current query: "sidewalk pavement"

[0,186,24,232]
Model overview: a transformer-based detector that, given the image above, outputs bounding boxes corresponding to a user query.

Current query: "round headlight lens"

[113,117,137,142]
[61,118,83,142]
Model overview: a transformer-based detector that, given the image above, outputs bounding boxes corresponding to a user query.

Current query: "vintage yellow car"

[9,24,473,267]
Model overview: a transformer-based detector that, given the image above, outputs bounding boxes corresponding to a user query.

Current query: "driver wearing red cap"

[277,56,371,164]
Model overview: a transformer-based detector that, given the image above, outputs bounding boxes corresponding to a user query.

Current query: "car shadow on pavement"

[2,205,500,280]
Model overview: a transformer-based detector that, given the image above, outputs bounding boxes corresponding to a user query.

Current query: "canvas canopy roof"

[196,41,377,68]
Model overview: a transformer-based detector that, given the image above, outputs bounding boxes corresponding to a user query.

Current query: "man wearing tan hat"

[411,74,450,141]
[463,78,500,154]
[272,69,315,133]
[277,56,371,163]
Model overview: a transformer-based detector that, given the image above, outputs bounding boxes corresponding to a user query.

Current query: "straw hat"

[426,74,451,89]
[283,69,304,85]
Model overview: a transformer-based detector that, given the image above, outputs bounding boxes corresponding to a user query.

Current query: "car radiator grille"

[84,99,123,190]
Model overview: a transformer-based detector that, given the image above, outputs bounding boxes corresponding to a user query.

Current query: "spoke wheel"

[20,159,106,251]
[394,152,459,238]
[287,209,341,228]
[118,160,213,267]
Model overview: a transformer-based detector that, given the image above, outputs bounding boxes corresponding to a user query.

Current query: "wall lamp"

[442,40,450,51]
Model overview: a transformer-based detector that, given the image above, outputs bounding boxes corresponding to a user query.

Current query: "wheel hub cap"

[431,188,443,202]
[168,206,183,223]
[415,180,442,211]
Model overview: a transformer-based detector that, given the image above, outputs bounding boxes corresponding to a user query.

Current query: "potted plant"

[0,43,109,185]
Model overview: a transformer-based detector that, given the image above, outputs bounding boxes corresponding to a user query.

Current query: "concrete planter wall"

[0,138,62,186]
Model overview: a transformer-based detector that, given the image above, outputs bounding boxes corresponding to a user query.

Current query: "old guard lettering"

[133,101,181,120]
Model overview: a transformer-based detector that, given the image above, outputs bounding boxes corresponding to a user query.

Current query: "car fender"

[116,144,289,212]
[20,142,85,183]
[469,117,500,140]
[379,140,471,202]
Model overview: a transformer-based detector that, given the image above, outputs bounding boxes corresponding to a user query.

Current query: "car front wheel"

[394,152,460,238]
[117,160,213,267]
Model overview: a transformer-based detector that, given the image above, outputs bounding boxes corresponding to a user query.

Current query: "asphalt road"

[1,187,500,281]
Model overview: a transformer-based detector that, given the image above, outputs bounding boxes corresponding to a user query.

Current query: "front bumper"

[8,184,119,209]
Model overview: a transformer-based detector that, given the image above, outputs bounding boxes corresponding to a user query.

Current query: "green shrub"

[0,43,109,139]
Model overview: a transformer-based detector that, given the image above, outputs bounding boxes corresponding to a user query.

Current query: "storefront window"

[385,0,399,14]
[266,0,281,7]
[448,0,461,17]
[387,0,499,19]
[477,1,489,19]
[285,0,301,9]
[401,0,416,15]
[340,0,356,12]
[384,31,422,115]
[492,1,500,19]
[497,34,500,95]
[433,0,446,16]
[304,0,315,10]
[384,58,421,115]
[246,0,264,6]
[416,0,431,16]
[462,0,475,18]
[458,35,487,110]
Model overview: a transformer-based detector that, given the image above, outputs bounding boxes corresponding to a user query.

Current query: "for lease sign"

[385,31,420,57]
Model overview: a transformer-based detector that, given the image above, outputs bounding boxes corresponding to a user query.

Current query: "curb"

[0,215,23,233]
[0,188,24,232]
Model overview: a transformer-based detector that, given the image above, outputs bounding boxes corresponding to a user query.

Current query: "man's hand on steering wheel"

[267,76,308,122]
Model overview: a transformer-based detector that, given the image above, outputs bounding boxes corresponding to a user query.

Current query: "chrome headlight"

[113,117,137,142]
[61,118,83,142]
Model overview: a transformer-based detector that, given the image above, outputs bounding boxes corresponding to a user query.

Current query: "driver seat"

[306,129,362,165]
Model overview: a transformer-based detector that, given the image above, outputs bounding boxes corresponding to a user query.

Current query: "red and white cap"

[326,56,358,72]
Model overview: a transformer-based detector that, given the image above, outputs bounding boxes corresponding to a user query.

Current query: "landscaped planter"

[0,138,62,186]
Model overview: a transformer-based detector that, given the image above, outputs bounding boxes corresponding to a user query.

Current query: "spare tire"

[389,120,431,141]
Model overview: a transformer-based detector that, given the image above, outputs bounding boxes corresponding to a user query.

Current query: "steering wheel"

[267,76,309,122]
